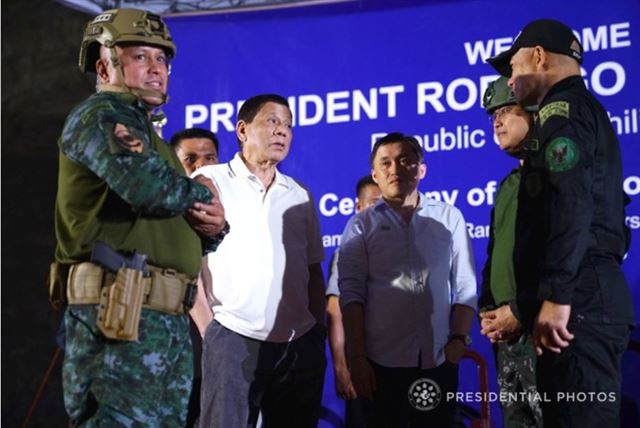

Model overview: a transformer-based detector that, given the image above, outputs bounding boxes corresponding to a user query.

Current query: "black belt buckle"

[183,282,198,311]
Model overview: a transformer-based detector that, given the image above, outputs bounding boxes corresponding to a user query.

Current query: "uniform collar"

[98,91,149,112]
[542,75,584,105]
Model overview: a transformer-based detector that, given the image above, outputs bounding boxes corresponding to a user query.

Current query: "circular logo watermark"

[408,377,441,411]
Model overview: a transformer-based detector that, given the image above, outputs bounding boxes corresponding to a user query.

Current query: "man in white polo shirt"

[193,94,326,428]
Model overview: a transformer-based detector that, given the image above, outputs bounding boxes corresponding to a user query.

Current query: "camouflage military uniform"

[63,307,192,427]
[495,336,542,428]
[56,91,212,426]
[480,170,543,428]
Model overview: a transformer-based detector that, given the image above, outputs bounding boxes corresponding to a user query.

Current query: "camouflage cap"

[79,8,176,73]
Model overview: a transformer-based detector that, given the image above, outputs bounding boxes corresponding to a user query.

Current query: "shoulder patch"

[99,109,149,155]
[539,101,570,127]
[545,137,579,172]
[109,123,146,154]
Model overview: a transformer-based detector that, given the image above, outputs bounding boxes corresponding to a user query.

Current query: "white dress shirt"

[325,250,340,297]
[195,153,325,342]
[338,195,477,369]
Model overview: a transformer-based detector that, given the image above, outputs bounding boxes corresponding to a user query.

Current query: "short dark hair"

[355,175,377,198]
[369,132,423,166]
[238,94,290,124]
[170,127,219,153]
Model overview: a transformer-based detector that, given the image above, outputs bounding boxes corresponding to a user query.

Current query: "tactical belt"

[66,262,195,315]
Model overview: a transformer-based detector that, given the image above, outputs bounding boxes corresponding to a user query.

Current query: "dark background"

[2,1,93,425]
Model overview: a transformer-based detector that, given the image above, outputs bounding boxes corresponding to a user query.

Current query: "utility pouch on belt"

[146,266,197,314]
[48,261,70,310]
[91,241,148,341]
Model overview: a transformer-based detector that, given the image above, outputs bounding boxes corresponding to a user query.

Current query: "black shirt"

[513,75,634,328]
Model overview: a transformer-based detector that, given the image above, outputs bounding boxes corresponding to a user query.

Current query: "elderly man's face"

[240,102,293,164]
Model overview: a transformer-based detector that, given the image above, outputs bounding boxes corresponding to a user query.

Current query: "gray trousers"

[199,320,326,428]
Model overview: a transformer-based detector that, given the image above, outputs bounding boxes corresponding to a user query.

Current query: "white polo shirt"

[195,153,325,342]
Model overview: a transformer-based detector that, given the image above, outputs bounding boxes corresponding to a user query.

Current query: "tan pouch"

[66,263,105,304]
[48,262,70,310]
[147,269,188,315]
[96,267,145,341]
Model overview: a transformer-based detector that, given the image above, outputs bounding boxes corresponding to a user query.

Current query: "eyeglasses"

[490,105,516,124]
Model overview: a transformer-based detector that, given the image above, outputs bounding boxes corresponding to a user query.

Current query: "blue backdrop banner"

[164,0,639,425]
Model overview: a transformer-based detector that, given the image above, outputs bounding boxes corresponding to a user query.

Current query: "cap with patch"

[487,19,583,77]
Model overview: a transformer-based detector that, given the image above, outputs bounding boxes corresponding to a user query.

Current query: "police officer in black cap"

[487,19,634,427]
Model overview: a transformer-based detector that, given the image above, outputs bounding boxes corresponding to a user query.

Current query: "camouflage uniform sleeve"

[61,98,212,217]
[536,97,595,304]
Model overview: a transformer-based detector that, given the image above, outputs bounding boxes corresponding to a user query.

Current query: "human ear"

[419,163,427,180]
[236,121,247,144]
[95,58,110,83]
[534,46,548,70]
[371,169,379,184]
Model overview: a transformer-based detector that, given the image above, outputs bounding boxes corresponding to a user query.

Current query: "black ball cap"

[487,19,583,77]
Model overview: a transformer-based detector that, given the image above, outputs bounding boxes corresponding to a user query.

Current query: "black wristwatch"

[202,221,231,255]
[447,333,472,346]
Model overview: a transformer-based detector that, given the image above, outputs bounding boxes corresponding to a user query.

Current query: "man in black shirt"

[487,19,634,427]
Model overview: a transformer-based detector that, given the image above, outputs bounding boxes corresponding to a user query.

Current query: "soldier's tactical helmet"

[79,8,176,73]
[482,76,517,115]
